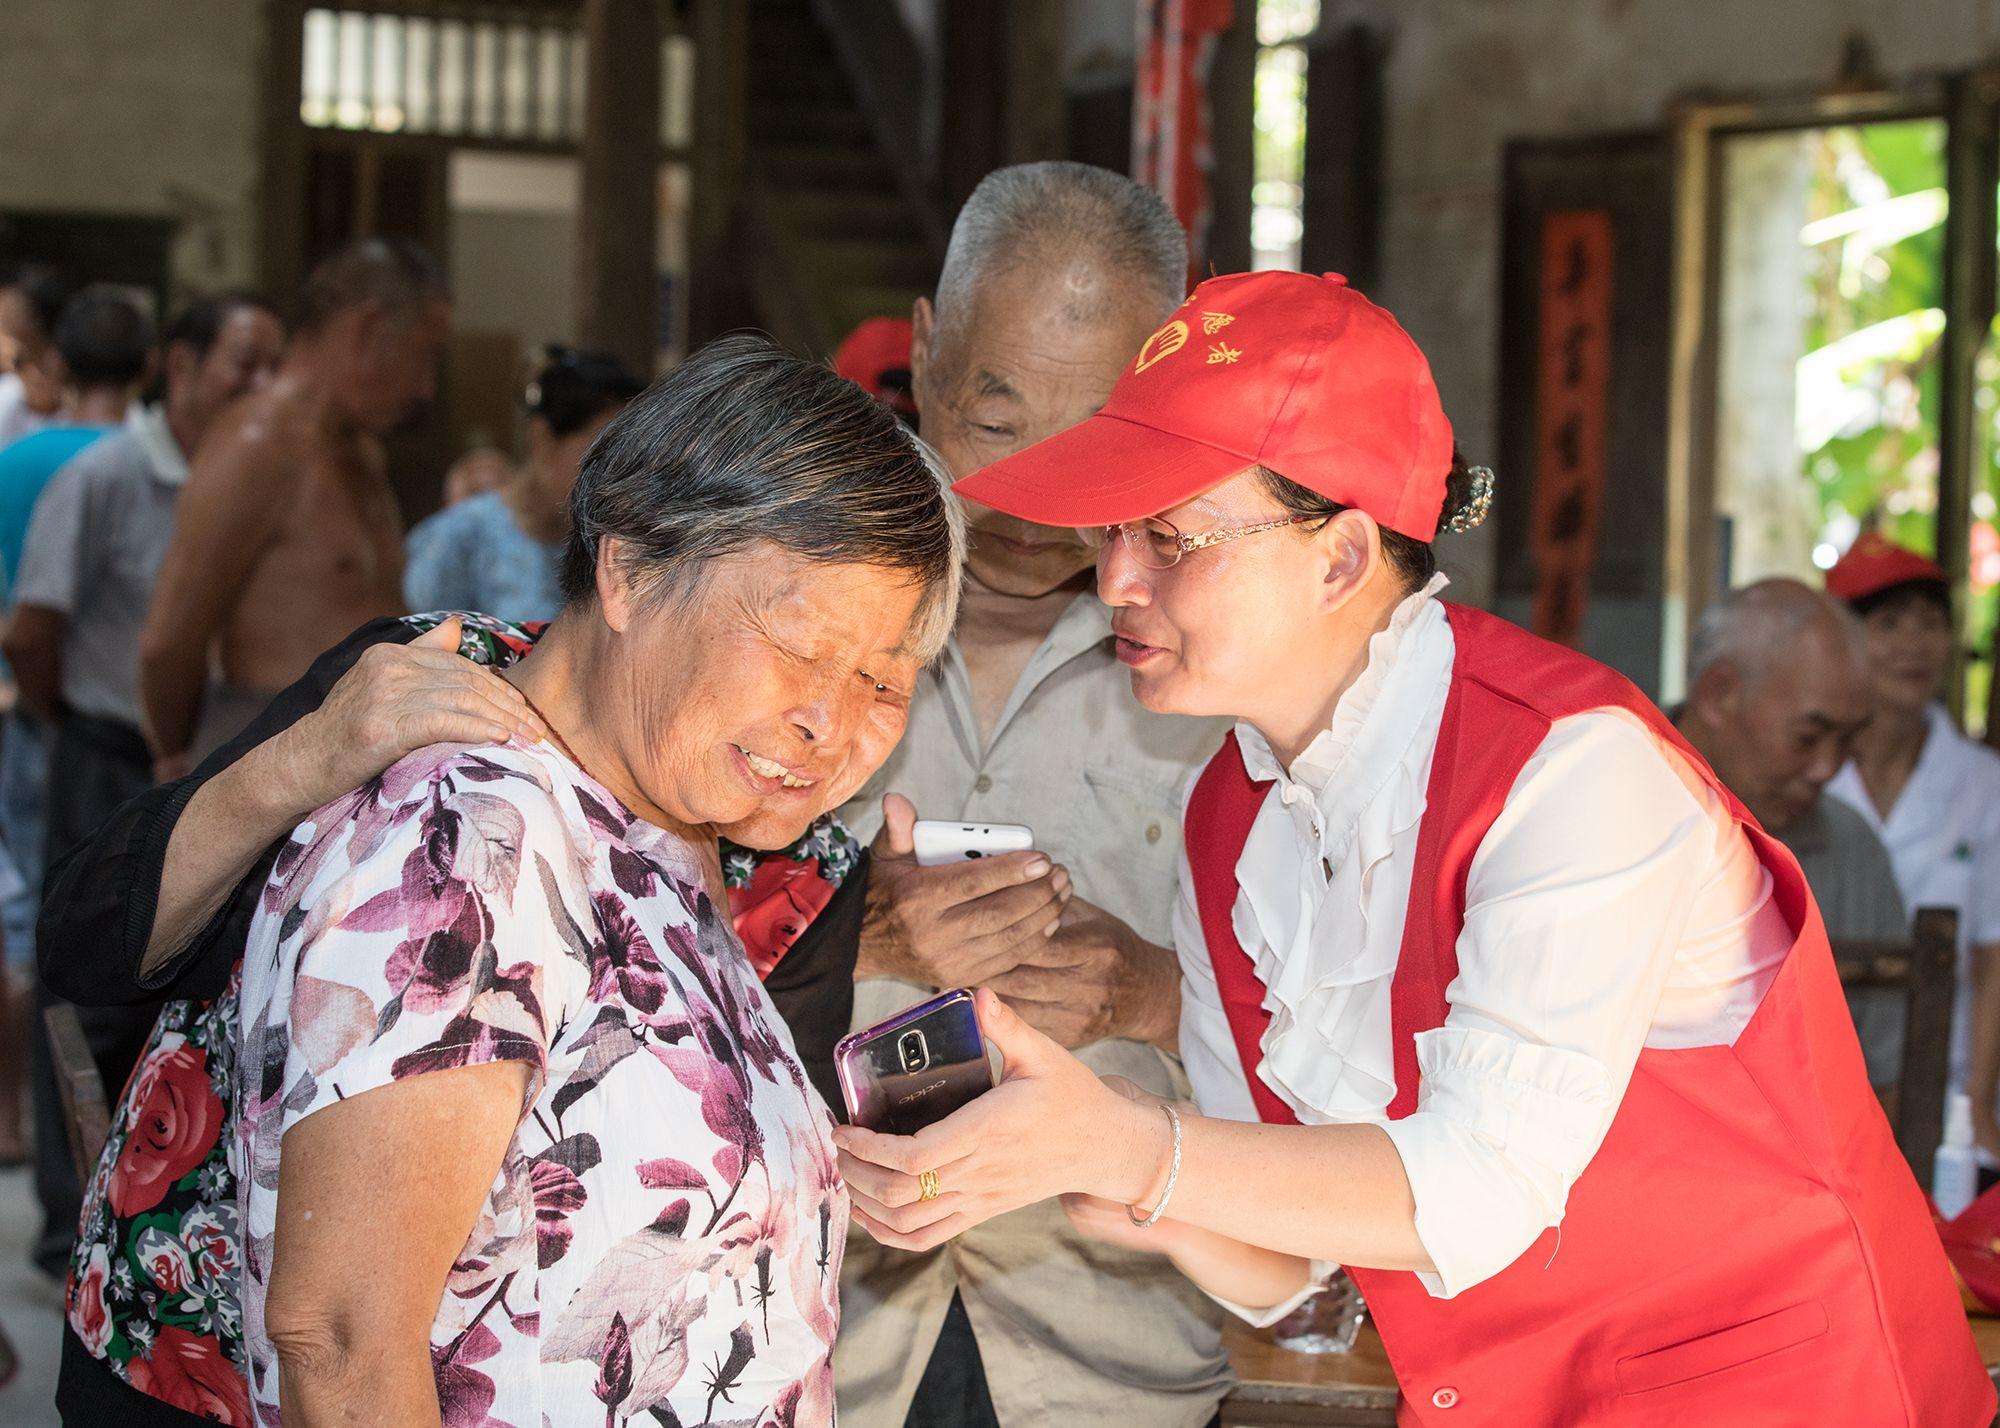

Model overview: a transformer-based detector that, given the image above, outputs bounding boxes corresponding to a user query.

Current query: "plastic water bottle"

[1935,1091,1980,1219]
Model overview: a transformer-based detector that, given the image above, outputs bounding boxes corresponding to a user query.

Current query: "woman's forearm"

[1100,1104,1434,1275]
[139,724,325,973]
[1161,1220,1317,1311]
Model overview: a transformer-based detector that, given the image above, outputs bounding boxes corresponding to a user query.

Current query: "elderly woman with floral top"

[233,336,963,1427]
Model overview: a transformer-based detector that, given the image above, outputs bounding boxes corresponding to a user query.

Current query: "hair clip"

[1448,466,1496,534]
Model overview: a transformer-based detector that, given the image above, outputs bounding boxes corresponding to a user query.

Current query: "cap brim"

[951,413,1253,527]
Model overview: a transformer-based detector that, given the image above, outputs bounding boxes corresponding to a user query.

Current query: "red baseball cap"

[951,271,1454,539]
[833,316,917,415]
[1825,532,1948,602]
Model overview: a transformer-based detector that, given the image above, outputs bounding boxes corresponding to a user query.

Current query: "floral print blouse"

[67,612,860,1425]
[235,735,847,1425]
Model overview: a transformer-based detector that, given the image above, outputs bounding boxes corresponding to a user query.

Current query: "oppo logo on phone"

[912,820,1035,868]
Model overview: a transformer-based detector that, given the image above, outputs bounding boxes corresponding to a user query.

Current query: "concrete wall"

[1313,0,2000,607]
[0,0,265,294]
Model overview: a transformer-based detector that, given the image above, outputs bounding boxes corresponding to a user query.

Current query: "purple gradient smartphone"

[835,988,994,1133]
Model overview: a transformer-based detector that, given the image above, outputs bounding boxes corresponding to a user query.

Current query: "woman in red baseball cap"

[1823,535,2000,1173]
[832,271,1992,1424]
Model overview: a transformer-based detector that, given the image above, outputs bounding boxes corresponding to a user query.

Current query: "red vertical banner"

[1531,210,1614,648]
[1133,0,1235,287]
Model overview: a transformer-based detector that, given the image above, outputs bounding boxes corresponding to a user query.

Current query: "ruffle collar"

[1230,575,1456,1122]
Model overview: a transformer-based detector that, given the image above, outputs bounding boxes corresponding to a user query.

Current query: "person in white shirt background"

[831,269,1990,1424]
[1824,534,2000,1176]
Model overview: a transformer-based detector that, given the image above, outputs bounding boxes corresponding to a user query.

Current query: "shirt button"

[1431,1387,1460,1409]
[1145,823,1162,844]
[974,774,993,794]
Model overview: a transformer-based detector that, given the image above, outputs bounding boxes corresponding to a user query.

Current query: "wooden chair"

[1832,905,1958,1190]
[41,1002,110,1184]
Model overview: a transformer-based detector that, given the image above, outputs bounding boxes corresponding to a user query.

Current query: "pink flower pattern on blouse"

[236,736,845,1427]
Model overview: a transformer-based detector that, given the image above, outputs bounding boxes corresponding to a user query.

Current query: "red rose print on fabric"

[68,1243,112,1356]
[107,1033,225,1218]
[127,1325,253,1427]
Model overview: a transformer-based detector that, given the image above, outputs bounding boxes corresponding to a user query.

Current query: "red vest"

[1186,603,1993,1426]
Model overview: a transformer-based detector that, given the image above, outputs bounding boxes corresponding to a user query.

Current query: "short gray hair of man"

[933,161,1188,338]
[1688,578,1867,693]
[560,334,965,660]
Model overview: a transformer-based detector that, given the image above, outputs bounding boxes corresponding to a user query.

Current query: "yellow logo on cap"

[1207,343,1242,365]
[1135,319,1190,373]
[1201,311,1235,334]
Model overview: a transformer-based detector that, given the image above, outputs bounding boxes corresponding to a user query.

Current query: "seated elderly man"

[1674,578,1907,1090]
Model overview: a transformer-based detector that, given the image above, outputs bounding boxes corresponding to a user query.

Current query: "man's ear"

[594,536,635,632]
[1315,509,1382,614]
[909,296,935,405]
[1688,660,1744,729]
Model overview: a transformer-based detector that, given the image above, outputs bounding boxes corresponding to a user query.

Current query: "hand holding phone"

[835,988,994,1132]
[912,819,1035,868]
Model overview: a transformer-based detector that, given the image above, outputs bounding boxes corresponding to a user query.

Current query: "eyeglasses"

[1088,514,1318,569]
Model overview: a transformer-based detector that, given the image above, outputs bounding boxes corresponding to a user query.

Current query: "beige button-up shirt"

[836,591,1235,1427]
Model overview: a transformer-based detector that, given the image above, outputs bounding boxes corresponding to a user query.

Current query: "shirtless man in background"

[139,238,450,776]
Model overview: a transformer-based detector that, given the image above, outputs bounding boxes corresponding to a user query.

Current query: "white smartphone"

[913,819,1036,867]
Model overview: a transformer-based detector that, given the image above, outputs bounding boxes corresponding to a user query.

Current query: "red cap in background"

[834,316,918,421]
[1825,532,1949,602]
[951,270,1454,539]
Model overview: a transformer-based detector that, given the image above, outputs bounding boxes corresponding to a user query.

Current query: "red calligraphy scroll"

[1530,210,1614,648]
[1133,0,1235,287]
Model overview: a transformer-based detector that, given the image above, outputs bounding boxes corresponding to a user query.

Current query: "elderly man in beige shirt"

[835,163,1234,1427]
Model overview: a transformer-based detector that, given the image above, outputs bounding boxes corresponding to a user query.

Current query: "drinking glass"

[1272,1271,1367,1354]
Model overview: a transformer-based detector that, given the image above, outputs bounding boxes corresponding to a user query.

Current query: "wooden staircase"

[738,0,943,355]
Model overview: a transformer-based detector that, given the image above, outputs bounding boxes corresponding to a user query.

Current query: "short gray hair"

[934,161,1187,336]
[560,335,965,659]
[1688,579,1866,692]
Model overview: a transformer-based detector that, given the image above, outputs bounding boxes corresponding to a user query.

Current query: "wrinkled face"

[173,306,285,439]
[915,264,1167,596]
[1096,469,1335,725]
[338,297,450,434]
[1697,635,1873,832]
[0,289,61,413]
[604,543,926,849]
[1858,587,1953,716]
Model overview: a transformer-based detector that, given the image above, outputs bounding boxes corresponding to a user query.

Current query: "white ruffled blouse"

[1175,578,1791,1311]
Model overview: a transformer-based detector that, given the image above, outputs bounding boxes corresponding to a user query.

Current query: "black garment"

[32,709,165,1274]
[42,616,867,1427]
[59,1324,216,1428]
[904,1292,1002,1428]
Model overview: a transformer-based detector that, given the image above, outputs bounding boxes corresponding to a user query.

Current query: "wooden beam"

[1206,13,1256,278]
[1941,70,2000,725]
[576,0,661,372]
[1300,26,1384,288]
[686,0,747,346]
[258,0,312,310]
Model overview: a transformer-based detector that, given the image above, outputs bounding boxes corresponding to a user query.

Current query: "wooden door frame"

[1665,80,1954,703]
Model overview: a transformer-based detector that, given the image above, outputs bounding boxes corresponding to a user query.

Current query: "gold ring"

[917,1168,942,1202]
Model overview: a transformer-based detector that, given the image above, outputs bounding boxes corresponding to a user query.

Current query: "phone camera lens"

[965,849,983,858]
[898,1030,930,1073]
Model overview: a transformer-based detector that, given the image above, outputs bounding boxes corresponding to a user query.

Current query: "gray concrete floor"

[0,1165,64,1427]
